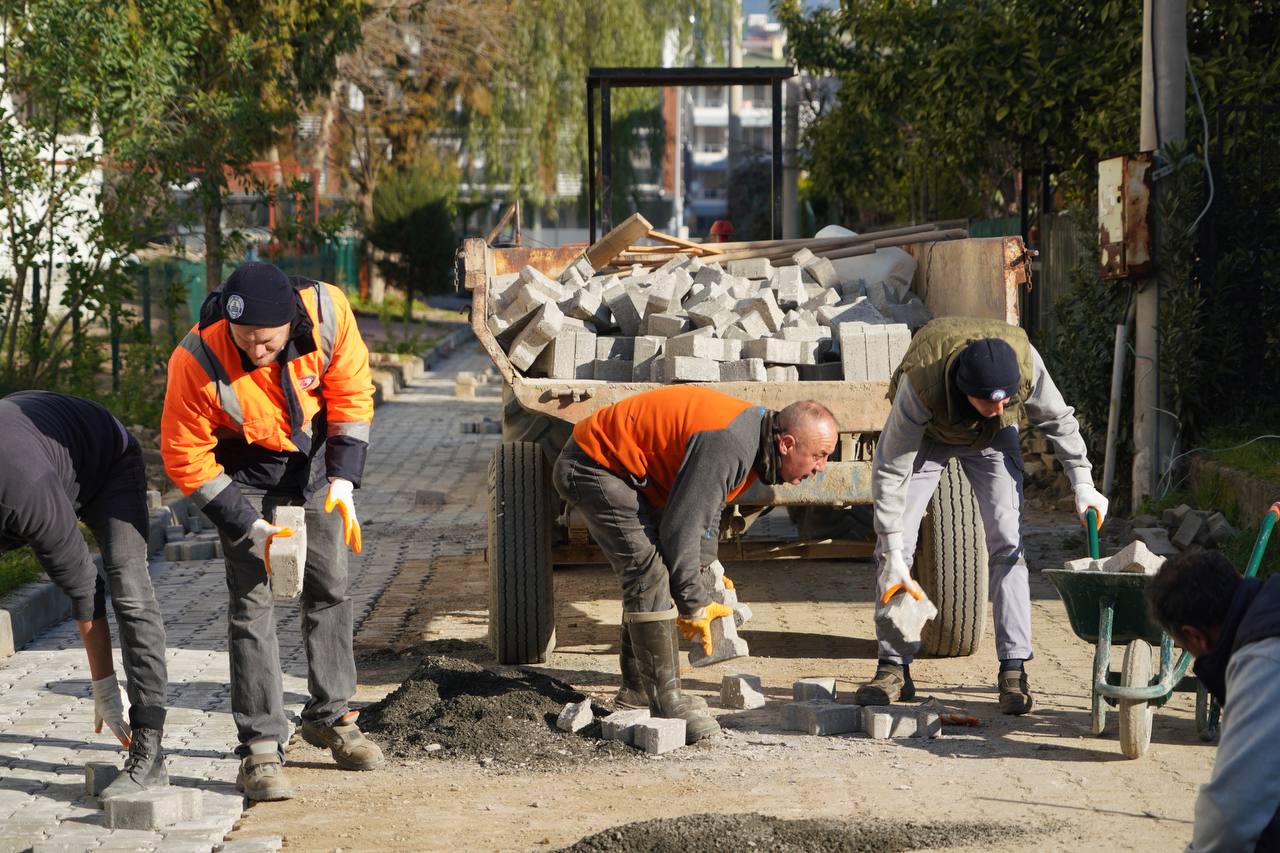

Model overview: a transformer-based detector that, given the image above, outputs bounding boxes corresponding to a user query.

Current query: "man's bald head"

[775,400,838,484]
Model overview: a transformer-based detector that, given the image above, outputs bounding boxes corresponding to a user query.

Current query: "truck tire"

[488,441,556,664]
[916,458,989,657]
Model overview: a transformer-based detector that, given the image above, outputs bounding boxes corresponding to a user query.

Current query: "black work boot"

[627,617,720,744]
[101,727,168,800]
[998,667,1034,715]
[853,662,916,706]
[615,625,707,712]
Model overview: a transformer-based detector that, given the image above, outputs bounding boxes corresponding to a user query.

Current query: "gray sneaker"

[300,718,385,770]
[236,752,294,802]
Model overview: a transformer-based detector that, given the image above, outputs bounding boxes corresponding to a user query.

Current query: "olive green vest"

[888,317,1034,449]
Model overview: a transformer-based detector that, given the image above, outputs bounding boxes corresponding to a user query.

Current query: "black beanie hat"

[953,338,1020,402]
[221,262,296,327]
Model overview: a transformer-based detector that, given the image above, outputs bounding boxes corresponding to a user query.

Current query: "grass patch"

[0,547,43,598]
[1192,427,1280,483]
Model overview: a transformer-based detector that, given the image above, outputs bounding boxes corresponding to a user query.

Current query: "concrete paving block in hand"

[633,718,686,755]
[661,356,720,383]
[84,761,120,798]
[688,613,749,667]
[808,703,863,735]
[793,677,837,702]
[721,674,766,710]
[556,700,594,733]
[600,709,650,745]
[104,787,202,829]
[268,506,307,600]
[1103,540,1166,575]
[1133,527,1179,557]
[862,706,919,739]
[720,358,767,382]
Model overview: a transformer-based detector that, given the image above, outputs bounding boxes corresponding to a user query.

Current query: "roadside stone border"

[0,326,478,659]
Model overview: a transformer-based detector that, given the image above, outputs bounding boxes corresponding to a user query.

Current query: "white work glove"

[325,477,362,554]
[247,518,295,576]
[1073,483,1109,529]
[877,549,923,605]
[91,673,131,748]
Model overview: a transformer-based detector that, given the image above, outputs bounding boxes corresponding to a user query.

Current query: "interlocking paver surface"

[0,342,499,852]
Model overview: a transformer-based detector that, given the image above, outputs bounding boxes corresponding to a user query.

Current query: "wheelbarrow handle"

[1084,508,1100,560]
[1243,501,1280,579]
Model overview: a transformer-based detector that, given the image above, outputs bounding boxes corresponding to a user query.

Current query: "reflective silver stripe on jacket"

[328,421,371,442]
[315,283,337,372]
[190,471,234,508]
[178,331,244,427]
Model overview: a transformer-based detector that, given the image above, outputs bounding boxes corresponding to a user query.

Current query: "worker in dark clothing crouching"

[0,391,169,799]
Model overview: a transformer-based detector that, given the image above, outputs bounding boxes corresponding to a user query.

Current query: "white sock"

[248,739,278,755]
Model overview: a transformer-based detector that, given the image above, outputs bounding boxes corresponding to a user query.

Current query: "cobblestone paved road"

[0,342,500,853]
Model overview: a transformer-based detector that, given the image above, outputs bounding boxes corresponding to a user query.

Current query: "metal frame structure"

[586,66,796,242]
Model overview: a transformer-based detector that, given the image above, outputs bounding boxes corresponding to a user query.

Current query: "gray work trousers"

[81,437,169,731]
[875,427,1031,665]
[552,439,676,614]
[215,487,355,755]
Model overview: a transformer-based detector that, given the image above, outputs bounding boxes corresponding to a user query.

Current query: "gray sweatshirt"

[873,346,1093,553]
[1187,635,1280,852]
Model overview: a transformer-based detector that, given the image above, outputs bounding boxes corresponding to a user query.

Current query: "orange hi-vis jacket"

[571,386,770,586]
[161,279,373,540]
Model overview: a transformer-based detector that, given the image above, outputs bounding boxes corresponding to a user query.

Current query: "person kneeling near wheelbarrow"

[1146,550,1280,852]
[859,317,1108,714]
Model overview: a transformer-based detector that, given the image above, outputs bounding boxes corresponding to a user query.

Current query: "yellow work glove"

[676,602,735,656]
[248,519,294,576]
[721,575,735,590]
[325,477,362,554]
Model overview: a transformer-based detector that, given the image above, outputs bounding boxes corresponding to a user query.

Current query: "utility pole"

[727,0,744,201]
[782,78,800,239]
[1132,0,1185,507]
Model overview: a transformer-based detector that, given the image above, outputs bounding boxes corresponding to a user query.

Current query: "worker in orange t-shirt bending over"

[160,262,379,802]
[553,386,837,743]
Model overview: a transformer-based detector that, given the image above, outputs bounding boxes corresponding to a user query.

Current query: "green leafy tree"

[160,0,364,292]
[0,0,199,386]
[365,152,458,298]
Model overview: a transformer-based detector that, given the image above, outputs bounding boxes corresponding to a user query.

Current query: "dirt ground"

[229,502,1215,853]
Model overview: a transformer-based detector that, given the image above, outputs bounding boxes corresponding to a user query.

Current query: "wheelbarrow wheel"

[1119,639,1156,759]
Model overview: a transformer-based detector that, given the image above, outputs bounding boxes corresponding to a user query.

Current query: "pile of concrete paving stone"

[1060,503,1239,576]
[486,245,932,384]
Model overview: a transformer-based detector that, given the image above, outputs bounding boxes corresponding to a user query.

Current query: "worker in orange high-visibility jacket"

[161,261,382,802]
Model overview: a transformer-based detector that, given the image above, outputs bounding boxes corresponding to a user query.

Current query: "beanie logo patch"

[989,388,1008,401]
[226,294,245,320]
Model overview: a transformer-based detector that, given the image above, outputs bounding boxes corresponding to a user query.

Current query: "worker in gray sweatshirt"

[0,391,169,798]
[859,317,1108,713]
[1146,548,1280,852]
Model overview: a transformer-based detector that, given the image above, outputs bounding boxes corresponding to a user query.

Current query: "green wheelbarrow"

[1044,504,1279,759]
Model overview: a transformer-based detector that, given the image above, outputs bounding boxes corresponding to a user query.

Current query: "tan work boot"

[300,715,385,770]
[854,663,916,706]
[998,668,1034,715]
[236,752,293,802]
[615,625,707,712]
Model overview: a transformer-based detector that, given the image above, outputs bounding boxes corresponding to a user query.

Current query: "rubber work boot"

[627,617,721,744]
[100,726,168,800]
[853,663,916,706]
[300,716,386,770]
[236,752,294,802]
[998,668,1034,715]
[615,625,707,712]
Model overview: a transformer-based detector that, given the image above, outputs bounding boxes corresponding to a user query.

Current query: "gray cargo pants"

[215,487,355,756]
[552,438,676,614]
[875,426,1031,665]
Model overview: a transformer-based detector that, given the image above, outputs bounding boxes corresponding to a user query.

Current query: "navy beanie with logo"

[221,262,296,327]
[953,338,1020,402]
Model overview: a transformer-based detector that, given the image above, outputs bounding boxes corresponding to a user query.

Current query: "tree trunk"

[312,82,341,196]
[204,184,223,293]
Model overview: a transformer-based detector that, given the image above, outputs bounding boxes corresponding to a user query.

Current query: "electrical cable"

[1157,434,1280,499]
[1186,54,1215,234]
